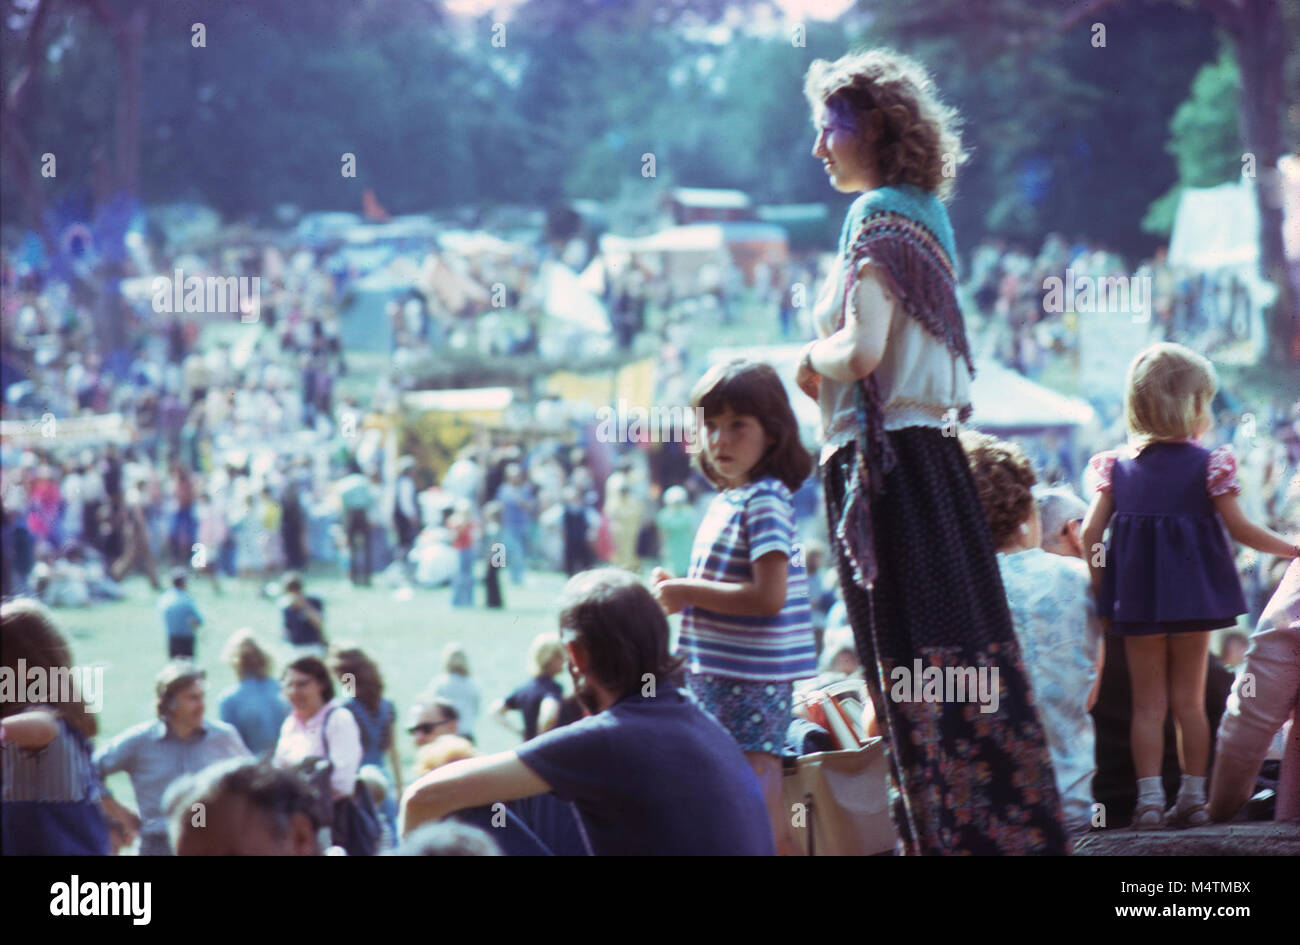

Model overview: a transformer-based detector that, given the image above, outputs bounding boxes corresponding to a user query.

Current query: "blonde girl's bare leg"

[1167,630,1211,777]
[1125,633,1169,779]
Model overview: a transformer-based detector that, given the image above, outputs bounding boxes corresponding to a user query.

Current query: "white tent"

[1169,159,1300,269]
[967,358,1096,431]
[702,347,1094,441]
[1165,168,1296,356]
[1168,177,1261,269]
[438,230,524,257]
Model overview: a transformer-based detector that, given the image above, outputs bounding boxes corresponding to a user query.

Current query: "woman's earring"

[1020,523,1030,535]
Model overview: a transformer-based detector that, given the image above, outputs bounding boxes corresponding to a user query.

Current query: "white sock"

[1176,774,1207,806]
[1136,776,1165,807]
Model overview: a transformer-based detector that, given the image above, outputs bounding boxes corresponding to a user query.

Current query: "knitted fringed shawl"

[833,184,976,591]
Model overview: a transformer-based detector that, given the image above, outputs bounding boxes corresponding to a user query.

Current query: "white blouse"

[273,699,362,799]
[812,251,972,465]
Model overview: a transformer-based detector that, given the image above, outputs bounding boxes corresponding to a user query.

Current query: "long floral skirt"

[823,428,1068,855]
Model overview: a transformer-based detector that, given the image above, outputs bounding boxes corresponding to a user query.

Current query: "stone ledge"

[1072,822,1300,856]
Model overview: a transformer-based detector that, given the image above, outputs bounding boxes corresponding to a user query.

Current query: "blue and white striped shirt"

[2,713,102,804]
[678,477,818,681]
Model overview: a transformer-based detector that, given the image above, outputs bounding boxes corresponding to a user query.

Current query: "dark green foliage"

[1,0,1286,266]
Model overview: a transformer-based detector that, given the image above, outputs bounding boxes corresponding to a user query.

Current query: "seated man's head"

[165,758,321,856]
[1033,485,1088,559]
[407,697,460,747]
[556,569,683,713]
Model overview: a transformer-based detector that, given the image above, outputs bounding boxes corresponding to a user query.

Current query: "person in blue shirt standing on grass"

[157,568,203,659]
[217,629,290,755]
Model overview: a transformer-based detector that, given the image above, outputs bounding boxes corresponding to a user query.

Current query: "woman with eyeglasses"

[273,656,363,804]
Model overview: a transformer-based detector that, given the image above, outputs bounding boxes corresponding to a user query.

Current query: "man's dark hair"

[417,696,459,723]
[391,821,500,856]
[557,569,683,698]
[164,758,322,845]
[284,655,334,702]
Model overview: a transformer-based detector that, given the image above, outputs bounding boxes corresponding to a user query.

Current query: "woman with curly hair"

[796,48,1068,854]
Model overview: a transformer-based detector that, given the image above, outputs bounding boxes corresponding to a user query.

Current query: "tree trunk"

[2,0,58,255]
[111,7,146,197]
[1207,0,1297,363]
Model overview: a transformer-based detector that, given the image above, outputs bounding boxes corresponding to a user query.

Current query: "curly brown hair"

[803,47,967,202]
[960,431,1037,550]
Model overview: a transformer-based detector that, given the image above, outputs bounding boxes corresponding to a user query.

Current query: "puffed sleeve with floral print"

[1206,444,1242,497]
[1085,450,1119,496]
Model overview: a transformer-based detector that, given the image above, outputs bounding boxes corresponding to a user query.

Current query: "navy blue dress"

[1090,441,1247,636]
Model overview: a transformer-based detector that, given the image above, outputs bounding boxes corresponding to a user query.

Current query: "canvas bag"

[782,737,897,856]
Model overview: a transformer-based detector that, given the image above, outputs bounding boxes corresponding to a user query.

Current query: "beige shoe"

[1132,802,1167,830]
[1165,801,1210,829]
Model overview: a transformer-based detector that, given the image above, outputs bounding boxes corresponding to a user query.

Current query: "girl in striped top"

[1,599,112,855]
[652,359,817,855]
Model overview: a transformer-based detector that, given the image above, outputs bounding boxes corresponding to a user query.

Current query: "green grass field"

[58,566,577,813]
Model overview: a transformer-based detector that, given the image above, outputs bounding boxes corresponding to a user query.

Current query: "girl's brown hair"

[1,599,97,738]
[689,359,812,492]
[1123,343,1218,451]
[960,431,1038,550]
[803,47,966,202]
[329,647,383,713]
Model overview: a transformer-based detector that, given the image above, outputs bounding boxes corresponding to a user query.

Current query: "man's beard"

[569,661,599,716]
[573,676,599,716]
